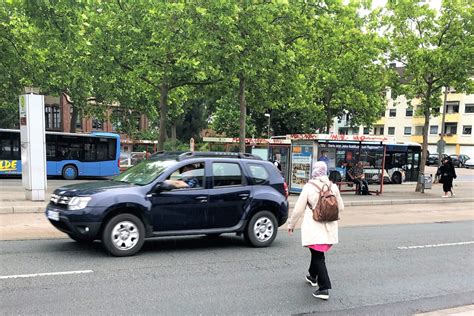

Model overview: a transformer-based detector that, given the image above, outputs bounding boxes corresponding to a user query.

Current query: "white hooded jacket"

[287,176,344,246]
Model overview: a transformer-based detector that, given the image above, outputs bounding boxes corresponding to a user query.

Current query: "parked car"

[449,154,470,167]
[46,151,289,256]
[426,154,448,166]
[426,154,439,166]
[464,158,474,169]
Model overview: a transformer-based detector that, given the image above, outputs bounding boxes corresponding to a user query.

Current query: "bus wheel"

[62,165,78,180]
[392,172,402,184]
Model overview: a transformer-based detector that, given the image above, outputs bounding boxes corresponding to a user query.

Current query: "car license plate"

[47,210,60,221]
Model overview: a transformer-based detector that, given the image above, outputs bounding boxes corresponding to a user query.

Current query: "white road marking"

[0,270,93,279]
[398,241,474,250]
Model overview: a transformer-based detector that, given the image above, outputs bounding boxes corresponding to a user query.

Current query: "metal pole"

[439,86,448,165]
[380,143,386,195]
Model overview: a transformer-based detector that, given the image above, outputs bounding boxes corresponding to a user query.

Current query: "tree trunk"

[325,113,332,134]
[238,73,246,153]
[157,84,169,151]
[171,122,177,150]
[416,91,431,192]
[324,92,333,133]
[70,105,78,133]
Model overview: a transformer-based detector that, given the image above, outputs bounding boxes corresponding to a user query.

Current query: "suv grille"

[50,194,71,206]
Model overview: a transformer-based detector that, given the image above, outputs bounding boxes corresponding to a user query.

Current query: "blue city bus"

[0,129,120,179]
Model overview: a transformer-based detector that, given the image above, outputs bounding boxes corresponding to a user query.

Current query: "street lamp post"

[264,113,271,138]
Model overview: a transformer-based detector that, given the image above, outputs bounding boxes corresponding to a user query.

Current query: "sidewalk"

[2,181,473,214]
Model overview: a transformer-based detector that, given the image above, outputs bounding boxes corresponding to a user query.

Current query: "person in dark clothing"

[347,161,370,195]
[436,157,457,197]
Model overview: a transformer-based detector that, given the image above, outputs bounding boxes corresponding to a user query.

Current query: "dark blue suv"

[46,152,289,256]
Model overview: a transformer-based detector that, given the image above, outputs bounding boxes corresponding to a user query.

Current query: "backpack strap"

[307,181,321,191]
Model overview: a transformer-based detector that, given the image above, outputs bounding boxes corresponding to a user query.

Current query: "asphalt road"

[1,221,473,315]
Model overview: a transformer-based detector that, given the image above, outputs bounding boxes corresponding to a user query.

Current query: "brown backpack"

[307,181,339,222]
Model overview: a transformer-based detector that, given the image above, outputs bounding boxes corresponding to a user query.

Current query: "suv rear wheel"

[102,213,145,257]
[244,211,277,247]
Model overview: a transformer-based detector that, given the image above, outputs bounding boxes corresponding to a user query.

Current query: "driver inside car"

[164,164,201,189]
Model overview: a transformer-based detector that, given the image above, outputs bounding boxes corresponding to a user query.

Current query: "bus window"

[12,136,20,160]
[84,140,97,161]
[96,138,109,161]
[0,136,12,159]
[46,134,57,160]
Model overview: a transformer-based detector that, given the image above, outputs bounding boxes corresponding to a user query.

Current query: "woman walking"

[287,161,344,300]
[437,157,457,197]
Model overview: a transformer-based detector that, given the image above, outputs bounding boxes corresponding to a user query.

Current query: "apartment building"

[332,90,474,156]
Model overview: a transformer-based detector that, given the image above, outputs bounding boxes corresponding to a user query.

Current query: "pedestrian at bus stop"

[287,161,344,300]
[436,157,457,197]
[347,161,371,195]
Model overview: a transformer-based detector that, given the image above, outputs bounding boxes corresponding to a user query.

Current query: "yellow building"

[331,90,474,157]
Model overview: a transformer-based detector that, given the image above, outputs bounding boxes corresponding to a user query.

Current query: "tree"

[87,2,219,150]
[21,2,101,132]
[203,2,298,151]
[295,2,389,133]
[384,0,473,192]
[0,2,34,128]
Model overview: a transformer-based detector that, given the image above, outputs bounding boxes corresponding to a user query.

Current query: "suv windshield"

[114,159,177,185]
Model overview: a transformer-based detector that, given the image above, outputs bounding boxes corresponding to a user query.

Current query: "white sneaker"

[442,195,449,198]
[451,193,456,197]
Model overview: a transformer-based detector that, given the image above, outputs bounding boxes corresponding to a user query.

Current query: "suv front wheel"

[244,211,278,247]
[102,213,145,257]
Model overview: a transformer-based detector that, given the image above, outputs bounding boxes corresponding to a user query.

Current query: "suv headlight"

[68,197,92,210]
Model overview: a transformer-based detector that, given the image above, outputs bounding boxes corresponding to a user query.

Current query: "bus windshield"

[114,159,176,185]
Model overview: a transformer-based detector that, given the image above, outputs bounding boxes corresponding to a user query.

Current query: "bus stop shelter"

[286,134,396,195]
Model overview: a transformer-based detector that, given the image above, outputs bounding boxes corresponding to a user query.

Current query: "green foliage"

[383,0,473,189]
[210,99,256,137]
[0,0,471,158]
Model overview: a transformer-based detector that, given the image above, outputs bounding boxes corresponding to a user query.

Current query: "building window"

[405,108,413,117]
[465,104,474,113]
[462,125,472,135]
[45,104,61,130]
[404,127,412,135]
[389,109,396,117]
[338,127,348,135]
[374,126,384,135]
[92,119,103,130]
[444,123,458,135]
[446,101,460,114]
[388,127,395,135]
[363,127,369,135]
[429,125,438,135]
[414,126,424,135]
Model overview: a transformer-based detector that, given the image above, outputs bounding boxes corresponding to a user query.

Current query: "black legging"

[308,248,332,291]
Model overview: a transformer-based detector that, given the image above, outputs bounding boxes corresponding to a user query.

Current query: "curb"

[0,205,47,214]
[344,197,474,207]
[0,198,473,214]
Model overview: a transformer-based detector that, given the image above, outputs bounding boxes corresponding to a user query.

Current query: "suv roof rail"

[178,151,262,161]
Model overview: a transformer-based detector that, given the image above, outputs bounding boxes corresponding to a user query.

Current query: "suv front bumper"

[45,204,101,239]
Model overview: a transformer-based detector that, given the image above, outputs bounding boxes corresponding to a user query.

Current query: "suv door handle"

[239,193,249,200]
[195,196,208,203]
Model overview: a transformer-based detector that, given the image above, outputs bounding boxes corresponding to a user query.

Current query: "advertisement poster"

[290,144,313,192]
